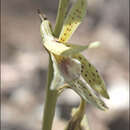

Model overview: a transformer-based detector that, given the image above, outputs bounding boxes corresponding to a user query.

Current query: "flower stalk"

[42,55,58,130]
[40,1,71,129]
[37,0,109,130]
[65,99,86,130]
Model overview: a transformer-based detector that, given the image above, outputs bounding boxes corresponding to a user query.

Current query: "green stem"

[41,1,70,129]
[73,99,86,123]
[41,1,69,129]
[54,0,70,37]
[42,55,58,130]
[65,99,86,130]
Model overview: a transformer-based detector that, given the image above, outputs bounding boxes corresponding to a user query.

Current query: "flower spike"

[39,0,109,111]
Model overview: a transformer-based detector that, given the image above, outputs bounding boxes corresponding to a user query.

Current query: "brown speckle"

[61,39,65,42]
[67,28,71,32]
[97,75,99,78]
[79,56,82,60]
[89,63,91,67]
[81,65,84,68]
[89,80,91,83]
[76,9,81,13]
[92,73,95,76]
[89,94,92,96]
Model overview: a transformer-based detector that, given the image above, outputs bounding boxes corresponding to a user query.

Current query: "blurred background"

[1,0,129,130]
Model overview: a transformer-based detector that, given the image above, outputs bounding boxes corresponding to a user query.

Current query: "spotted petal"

[70,78,108,110]
[59,0,87,42]
[52,55,108,110]
[73,54,110,99]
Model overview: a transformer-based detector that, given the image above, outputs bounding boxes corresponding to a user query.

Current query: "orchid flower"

[38,0,109,111]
